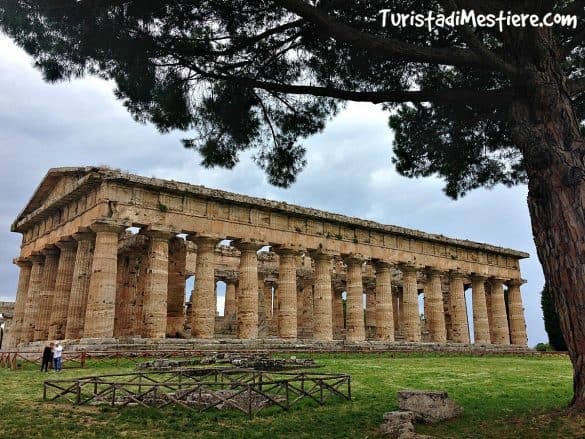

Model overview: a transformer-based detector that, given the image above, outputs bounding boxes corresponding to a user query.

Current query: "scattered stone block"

[398,390,463,424]
[379,411,432,438]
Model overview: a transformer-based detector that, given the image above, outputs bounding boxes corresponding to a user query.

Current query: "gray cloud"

[0,36,545,345]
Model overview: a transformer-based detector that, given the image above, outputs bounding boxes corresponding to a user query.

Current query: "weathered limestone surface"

[398,390,463,424]
[8,258,32,347]
[8,167,530,346]
[48,240,77,340]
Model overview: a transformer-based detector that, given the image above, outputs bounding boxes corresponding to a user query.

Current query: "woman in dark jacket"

[41,342,54,372]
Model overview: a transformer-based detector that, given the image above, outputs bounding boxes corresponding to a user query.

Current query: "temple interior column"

[312,251,334,341]
[301,285,314,339]
[392,291,400,333]
[142,229,173,339]
[489,278,510,345]
[471,274,491,344]
[374,260,394,341]
[263,280,274,334]
[21,253,44,343]
[485,284,495,343]
[332,287,344,339]
[449,271,470,344]
[83,221,125,339]
[49,239,77,340]
[365,287,376,338]
[65,231,94,339]
[166,238,187,338]
[424,269,447,343]
[34,246,60,341]
[507,279,528,346]
[234,240,262,339]
[401,264,420,342]
[258,273,269,337]
[8,258,32,347]
[223,276,237,332]
[344,254,366,342]
[296,286,304,337]
[276,245,300,339]
[114,254,132,337]
[189,235,219,339]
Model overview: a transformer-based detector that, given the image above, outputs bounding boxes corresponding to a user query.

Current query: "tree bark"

[509,34,585,409]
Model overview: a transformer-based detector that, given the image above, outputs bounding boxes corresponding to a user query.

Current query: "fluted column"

[223,276,238,330]
[344,254,366,342]
[392,292,400,331]
[34,246,60,341]
[332,287,344,339]
[275,245,301,339]
[471,274,491,344]
[311,250,334,341]
[83,221,125,338]
[234,240,262,339]
[400,264,420,342]
[424,269,447,343]
[448,271,469,344]
[48,239,77,340]
[507,279,528,346]
[65,231,95,339]
[188,235,219,339]
[166,238,187,337]
[374,261,394,341]
[21,254,44,343]
[365,288,376,337]
[490,278,510,345]
[142,229,173,339]
[8,258,32,347]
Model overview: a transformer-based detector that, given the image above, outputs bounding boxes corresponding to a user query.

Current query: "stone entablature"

[7,167,529,348]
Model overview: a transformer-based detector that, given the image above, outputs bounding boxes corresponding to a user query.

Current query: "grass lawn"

[0,353,583,438]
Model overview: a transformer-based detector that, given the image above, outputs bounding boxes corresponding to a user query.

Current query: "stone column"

[400,264,420,342]
[142,229,173,339]
[234,240,262,339]
[471,274,491,344]
[507,279,528,346]
[372,261,393,341]
[490,278,510,345]
[424,269,447,343]
[188,235,219,339]
[223,275,238,331]
[65,231,95,339]
[34,246,60,341]
[332,287,344,338]
[485,285,495,343]
[275,245,300,339]
[166,238,187,337]
[48,239,77,340]
[311,250,334,341]
[365,288,376,337]
[448,271,469,344]
[8,258,32,347]
[21,254,44,343]
[344,254,366,342]
[83,221,125,339]
[392,291,400,331]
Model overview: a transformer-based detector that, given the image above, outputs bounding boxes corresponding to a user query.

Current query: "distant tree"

[541,284,568,351]
[1,0,584,408]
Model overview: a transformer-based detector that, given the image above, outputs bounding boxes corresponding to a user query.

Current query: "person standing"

[53,342,63,372]
[41,343,54,372]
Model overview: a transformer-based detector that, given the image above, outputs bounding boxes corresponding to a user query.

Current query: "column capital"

[29,252,45,264]
[490,276,507,286]
[273,243,304,256]
[449,269,468,279]
[41,245,60,257]
[398,262,419,273]
[73,228,95,242]
[343,253,366,266]
[507,278,526,287]
[372,259,393,271]
[186,233,222,246]
[55,238,77,251]
[470,272,488,281]
[90,219,128,234]
[233,238,264,252]
[309,248,336,261]
[143,226,176,241]
[13,257,32,267]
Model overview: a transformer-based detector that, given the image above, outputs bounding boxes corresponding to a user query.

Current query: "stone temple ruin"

[6,166,528,348]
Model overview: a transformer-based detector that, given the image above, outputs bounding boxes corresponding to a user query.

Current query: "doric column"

[34,246,60,341]
[332,287,344,338]
[234,240,262,339]
[65,231,95,339]
[311,250,334,341]
[485,285,495,343]
[392,291,400,330]
[471,274,491,344]
[449,271,469,344]
[490,278,510,345]
[21,253,44,343]
[263,280,273,320]
[374,260,394,341]
[275,245,301,339]
[83,221,126,338]
[366,288,376,337]
[142,228,173,339]
[400,264,420,342]
[188,234,220,339]
[507,279,528,346]
[424,269,447,343]
[166,238,187,337]
[223,275,238,330]
[344,254,366,342]
[48,239,77,340]
[8,258,32,347]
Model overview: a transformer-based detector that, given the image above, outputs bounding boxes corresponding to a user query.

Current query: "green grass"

[0,353,582,438]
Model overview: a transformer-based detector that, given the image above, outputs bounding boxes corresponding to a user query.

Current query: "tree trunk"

[510,57,585,410]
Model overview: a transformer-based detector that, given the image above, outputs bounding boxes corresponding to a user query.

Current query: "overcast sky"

[0,35,546,346]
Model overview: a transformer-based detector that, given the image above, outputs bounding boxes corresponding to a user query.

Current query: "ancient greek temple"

[6,167,529,348]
